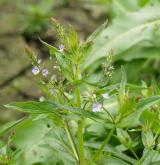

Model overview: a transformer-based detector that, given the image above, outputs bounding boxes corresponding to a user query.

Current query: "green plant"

[18,0,55,35]
[82,0,160,83]
[1,18,160,165]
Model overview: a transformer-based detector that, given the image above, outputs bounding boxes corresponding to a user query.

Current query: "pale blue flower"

[58,45,64,52]
[92,103,102,112]
[42,68,49,77]
[32,66,40,75]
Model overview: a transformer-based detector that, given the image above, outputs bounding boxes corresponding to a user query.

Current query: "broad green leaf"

[4,101,79,115]
[87,19,108,42]
[141,130,154,147]
[82,2,160,71]
[116,128,132,145]
[140,148,160,165]
[4,101,109,123]
[12,119,68,165]
[137,96,160,111]
[101,156,130,165]
[4,101,59,114]
[44,127,77,165]
[140,110,160,132]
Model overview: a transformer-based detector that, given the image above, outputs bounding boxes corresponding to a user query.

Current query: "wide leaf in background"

[12,119,76,165]
[83,0,160,82]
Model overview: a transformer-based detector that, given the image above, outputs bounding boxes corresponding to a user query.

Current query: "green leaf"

[87,20,108,42]
[4,101,80,115]
[137,96,160,111]
[119,66,126,95]
[141,129,154,147]
[4,101,109,124]
[55,53,73,82]
[101,156,130,165]
[39,38,58,56]
[0,118,25,136]
[70,108,110,123]
[12,119,68,165]
[116,128,131,145]
[82,2,160,71]
[4,101,60,114]
[118,96,160,127]
[95,83,147,94]
[140,110,160,132]
[85,142,137,164]
[140,148,160,165]
[45,126,77,164]
[67,26,79,51]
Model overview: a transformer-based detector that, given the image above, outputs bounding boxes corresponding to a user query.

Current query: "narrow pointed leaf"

[4,101,59,114]
[0,118,25,136]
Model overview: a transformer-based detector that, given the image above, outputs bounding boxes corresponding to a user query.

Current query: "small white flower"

[39,96,45,102]
[92,103,102,112]
[102,93,109,99]
[58,45,64,52]
[42,68,49,77]
[32,66,40,75]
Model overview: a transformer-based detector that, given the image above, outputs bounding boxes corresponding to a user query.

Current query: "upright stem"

[76,87,81,107]
[92,128,115,162]
[75,64,85,165]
